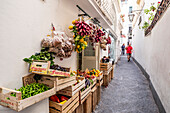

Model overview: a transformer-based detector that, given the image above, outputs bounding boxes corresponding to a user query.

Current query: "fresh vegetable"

[59,100,67,104]
[69,18,91,53]
[50,95,60,103]
[50,95,57,102]
[50,94,69,104]
[87,69,101,77]
[11,83,50,100]
[23,47,55,66]
[61,96,68,102]
[50,64,69,72]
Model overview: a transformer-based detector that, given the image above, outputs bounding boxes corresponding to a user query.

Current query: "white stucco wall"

[132,7,170,113]
[0,0,78,112]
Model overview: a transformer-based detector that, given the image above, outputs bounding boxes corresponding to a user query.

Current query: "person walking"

[121,44,125,55]
[126,44,133,62]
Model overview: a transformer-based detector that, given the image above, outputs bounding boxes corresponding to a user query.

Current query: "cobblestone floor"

[94,56,159,113]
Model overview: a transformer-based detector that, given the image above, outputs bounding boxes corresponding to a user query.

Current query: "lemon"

[72,20,76,24]
[80,38,84,43]
[77,45,80,48]
[69,26,73,30]
[83,41,87,45]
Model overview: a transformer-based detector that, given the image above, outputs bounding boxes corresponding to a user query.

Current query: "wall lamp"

[128,9,143,22]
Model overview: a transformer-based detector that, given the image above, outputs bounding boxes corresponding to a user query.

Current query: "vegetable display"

[77,70,96,91]
[11,83,50,100]
[87,69,101,77]
[69,19,92,53]
[50,64,70,72]
[23,48,55,66]
[50,94,69,105]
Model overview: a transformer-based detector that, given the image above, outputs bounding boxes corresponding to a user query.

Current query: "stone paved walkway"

[94,56,159,113]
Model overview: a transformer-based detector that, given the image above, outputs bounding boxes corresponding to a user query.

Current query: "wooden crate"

[103,74,109,86]
[79,87,91,104]
[49,92,79,113]
[23,73,77,91]
[97,86,101,105]
[90,77,97,89]
[100,63,111,71]
[57,77,85,96]
[29,60,50,75]
[75,93,92,113]
[91,85,98,112]
[48,67,71,77]
[0,80,56,111]
[96,72,103,86]
[83,93,92,113]
[103,66,112,75]
[102,67,112,86]
[74,103,84,113]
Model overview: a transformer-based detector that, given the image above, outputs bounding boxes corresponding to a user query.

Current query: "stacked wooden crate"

[100,62,112,86]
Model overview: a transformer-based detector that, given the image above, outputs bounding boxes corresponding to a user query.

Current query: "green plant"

[23,48,55,66]
[142,22,149,29]
[140,2,159,30]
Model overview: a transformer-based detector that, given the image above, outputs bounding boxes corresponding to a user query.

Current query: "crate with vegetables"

[23,73,77,92]
[24,47,72,77]
[86,69,103,86]
[49,92,79,113]
[48,64,71,77]
[57,77,85,97]
[79,77,92,104]
[0,75,56,111]
[77,70,97,89]
[91,85,98,112]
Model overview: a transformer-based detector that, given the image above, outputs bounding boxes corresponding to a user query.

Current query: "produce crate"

[96,72,103,86]
[90,77,97,89]
[79,87,91,104]
[74,103,84,113]
[102,66,112,75]
[29,60,71,77]
[97,86,101,104]
[74,93,92,113]
[0,79,56,111]
[48,67,71,77]
[100,63,111,71]
[23,73,77,91]
[29,60,50,75]
[83,93,92,113]
[111,65,114,79]
[49,92,79,113]
[57,77,85,96]
[91,85,98,112]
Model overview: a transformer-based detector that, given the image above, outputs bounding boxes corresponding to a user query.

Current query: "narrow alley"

[0,0,169,113]
[95,56,159,113]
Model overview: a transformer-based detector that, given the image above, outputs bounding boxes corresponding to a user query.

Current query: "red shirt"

[126,46,133,54]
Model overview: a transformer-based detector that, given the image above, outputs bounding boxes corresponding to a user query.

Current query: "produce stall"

[0,76,56,112]
[0,16,114,113]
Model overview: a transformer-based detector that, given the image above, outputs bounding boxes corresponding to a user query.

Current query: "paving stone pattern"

[94,56,159,113]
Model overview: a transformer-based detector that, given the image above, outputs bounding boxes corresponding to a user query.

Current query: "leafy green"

[11,83,50,100]
[23,48,55,66]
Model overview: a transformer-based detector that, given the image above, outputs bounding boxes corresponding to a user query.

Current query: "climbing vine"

[140,2,161,30]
